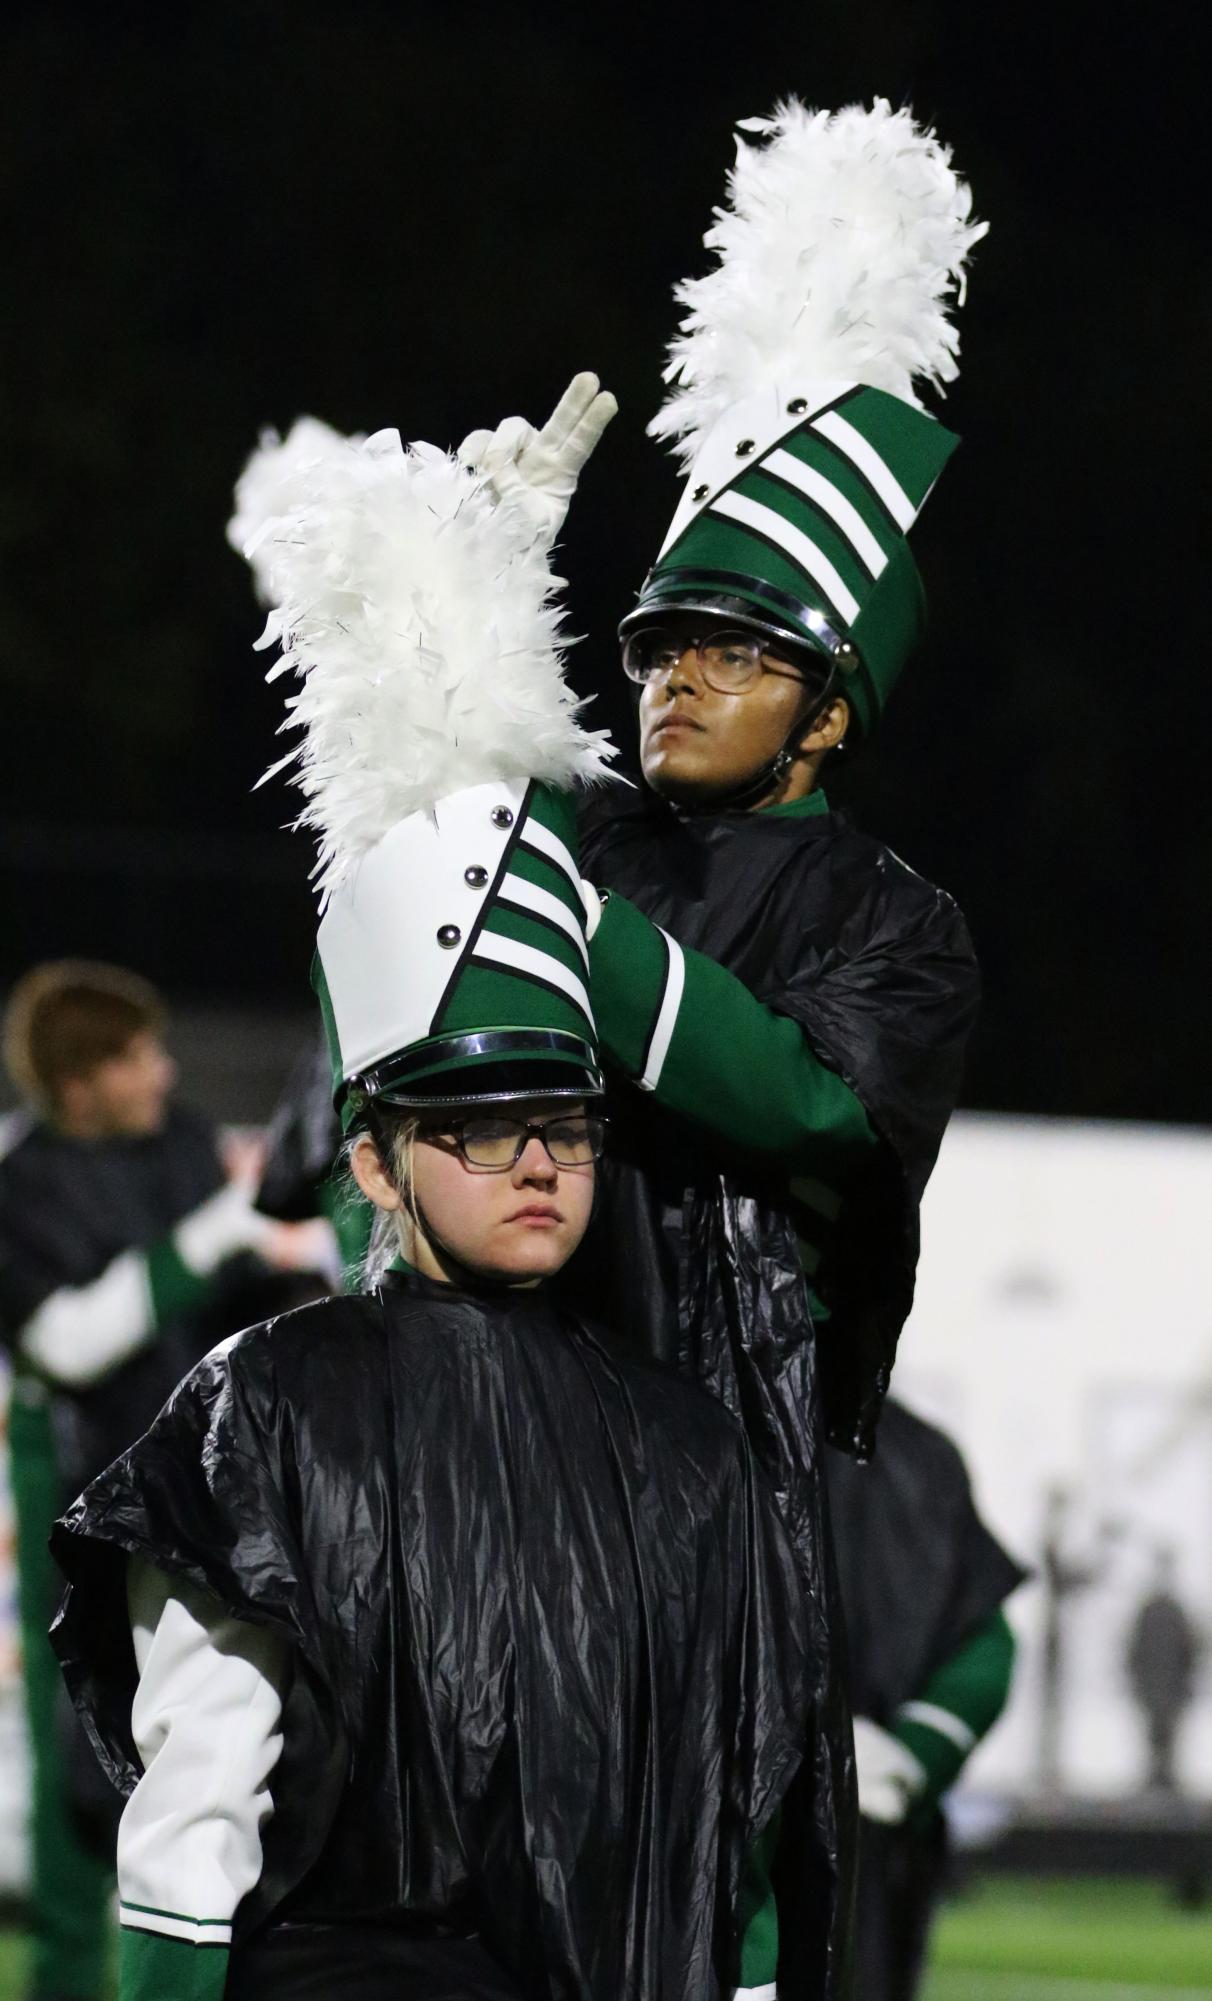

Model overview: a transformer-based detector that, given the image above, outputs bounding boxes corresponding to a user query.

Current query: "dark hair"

[3,960,165,1112]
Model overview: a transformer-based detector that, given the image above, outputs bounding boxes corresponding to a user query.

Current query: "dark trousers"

[852,1818,947,2001]
[226,1922,531,2000]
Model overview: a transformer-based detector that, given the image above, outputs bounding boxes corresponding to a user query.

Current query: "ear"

[349,1132,403,1212]
[798,693,850,758]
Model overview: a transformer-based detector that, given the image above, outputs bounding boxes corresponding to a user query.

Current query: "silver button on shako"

[437,925,461,949]
[490,805,514,829]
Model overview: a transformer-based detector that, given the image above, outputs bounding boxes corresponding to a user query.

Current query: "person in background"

[826,1397,1026,2001]
[0,959,319,2001]
[1126,1546,1203,1795]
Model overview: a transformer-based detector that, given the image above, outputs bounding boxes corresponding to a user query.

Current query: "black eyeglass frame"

[418,1112,610,1172]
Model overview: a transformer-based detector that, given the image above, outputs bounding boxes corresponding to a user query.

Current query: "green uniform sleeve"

[119,1926,229,2001]
[736,1810,781,1988]
[588,890,875,1176]
[144,1238,212,1324]
[894,1608,1016,1814]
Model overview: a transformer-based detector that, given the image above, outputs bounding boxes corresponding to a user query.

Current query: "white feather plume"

[652,97,988,466]
[238,423,616,898]
[227,417,360,604]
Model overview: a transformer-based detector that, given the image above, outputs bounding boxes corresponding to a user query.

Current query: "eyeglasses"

[621,627,805,695]
[419,1112,609,1172]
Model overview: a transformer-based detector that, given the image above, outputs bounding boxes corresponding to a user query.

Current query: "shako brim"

[343,1028,604,1125]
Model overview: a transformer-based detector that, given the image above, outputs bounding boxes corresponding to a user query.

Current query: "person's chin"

[488,1222,572,1280]
[643,758,742,805]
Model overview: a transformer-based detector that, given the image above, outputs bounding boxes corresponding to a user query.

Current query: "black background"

[3,3,1207,1121]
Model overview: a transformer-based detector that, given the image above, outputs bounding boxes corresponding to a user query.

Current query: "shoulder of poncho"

[808,819,972,942]
[197,1293,381,1389]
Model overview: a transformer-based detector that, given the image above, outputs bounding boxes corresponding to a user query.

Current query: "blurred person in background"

[826,1397,1026,2001]
[0,960,323,2001]
[1126,1546,1203,1795]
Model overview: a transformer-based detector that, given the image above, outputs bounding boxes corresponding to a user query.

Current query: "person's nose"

[512,1135,557,1186]
[662,645,705,698]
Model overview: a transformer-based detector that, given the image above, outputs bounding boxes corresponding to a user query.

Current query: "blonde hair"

[349,1112,423,1287]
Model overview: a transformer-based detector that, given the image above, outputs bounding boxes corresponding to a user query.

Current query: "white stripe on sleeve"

[120,1559,287,1946]
[897,1698,978,1754]
[18,1250,155,1388]
[638,931,685,1093]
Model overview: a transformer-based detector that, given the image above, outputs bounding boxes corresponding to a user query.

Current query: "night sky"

[3,4,1207,1123]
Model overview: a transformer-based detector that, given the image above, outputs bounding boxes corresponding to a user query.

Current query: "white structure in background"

[898,1113,1212,1803]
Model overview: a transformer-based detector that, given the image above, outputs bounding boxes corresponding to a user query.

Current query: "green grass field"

[1,1877,1209,1999]
[922,1877,1212,2000]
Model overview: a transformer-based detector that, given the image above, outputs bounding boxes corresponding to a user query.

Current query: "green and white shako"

[314,777,602,1127]
[622,98,987,735]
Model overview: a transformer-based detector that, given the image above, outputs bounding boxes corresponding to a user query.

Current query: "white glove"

[852,1715,927,1826]
[458,372,617,548]
[174,1182,278,1277]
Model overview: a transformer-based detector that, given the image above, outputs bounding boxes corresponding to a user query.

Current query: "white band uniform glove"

[458,372,617,549]
[852,1715,927,1826]
[173,1182,278,1278]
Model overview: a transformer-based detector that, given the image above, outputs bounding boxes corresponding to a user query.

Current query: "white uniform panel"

[317,778,528,1077]
[121,1560,287,1943]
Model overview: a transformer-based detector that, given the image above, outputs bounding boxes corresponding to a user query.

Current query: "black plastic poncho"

[826,1398,1027,1722]
[826,1399,1027,2001]
[569,788,980,2000]
[51,1271,809,2001]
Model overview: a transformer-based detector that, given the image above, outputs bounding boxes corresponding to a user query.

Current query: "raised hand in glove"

[852,1715,928,1826]
[459,372,617,548]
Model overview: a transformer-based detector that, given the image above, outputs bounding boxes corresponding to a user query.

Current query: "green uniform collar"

[760,787,831,821]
